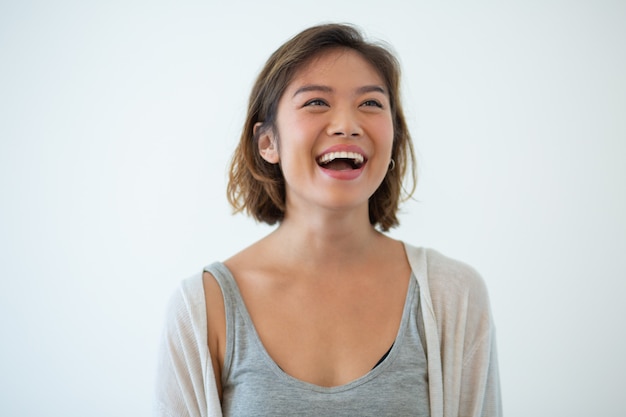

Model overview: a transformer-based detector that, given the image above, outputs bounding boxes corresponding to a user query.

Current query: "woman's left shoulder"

[426,248,485,289]
[404,243,491,304]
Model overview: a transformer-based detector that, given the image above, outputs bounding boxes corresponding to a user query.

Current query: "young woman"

[155,23,501,417]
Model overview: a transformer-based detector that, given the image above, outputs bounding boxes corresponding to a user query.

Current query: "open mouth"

[316,151,366,170]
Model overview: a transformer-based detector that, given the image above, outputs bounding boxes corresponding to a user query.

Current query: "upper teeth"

[318,151,364,165]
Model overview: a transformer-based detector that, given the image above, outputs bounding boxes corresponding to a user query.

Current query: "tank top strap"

[203,262,241,383]
[203,262,239,304]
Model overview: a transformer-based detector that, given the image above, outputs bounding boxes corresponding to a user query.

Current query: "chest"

[236,269,410,387]
[220,275,430,416]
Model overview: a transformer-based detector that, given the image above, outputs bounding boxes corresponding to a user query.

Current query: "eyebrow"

[356,85,387,95]
[292,84,387,97]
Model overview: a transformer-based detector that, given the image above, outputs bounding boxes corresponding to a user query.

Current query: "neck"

[268,207,384,270]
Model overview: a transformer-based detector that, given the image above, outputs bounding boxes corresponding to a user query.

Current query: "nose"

[326,107,363,137]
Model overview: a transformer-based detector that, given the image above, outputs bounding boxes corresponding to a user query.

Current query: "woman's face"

[259,48,394,218]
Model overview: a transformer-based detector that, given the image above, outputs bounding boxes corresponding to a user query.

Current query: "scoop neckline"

[209,262,417,394]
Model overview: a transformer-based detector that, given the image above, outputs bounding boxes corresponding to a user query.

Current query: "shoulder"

[404,243,493,328]
[162,272,207,341]
[424,248,489,302]
[156,271,222,416]
[167,273,205,312]
[427,249,494,342]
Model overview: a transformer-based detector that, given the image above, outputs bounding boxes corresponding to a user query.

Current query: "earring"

[388,159,395,171]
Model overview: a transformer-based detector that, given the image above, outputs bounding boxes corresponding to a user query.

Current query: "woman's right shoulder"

[163,272,205,324]
[161,267,224,334]
[155,270,224,414]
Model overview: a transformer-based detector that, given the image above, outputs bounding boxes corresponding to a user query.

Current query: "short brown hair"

[227,23,416,231]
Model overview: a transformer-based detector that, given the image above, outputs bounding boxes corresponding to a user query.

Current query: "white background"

[1,0,625,416]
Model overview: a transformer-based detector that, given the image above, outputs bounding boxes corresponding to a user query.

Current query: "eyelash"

[303,99,383,108]
[304,99,328,107]
[361,100,383,108]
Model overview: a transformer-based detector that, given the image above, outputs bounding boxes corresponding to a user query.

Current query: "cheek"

[373,116,395,152]
[276,117,320,154]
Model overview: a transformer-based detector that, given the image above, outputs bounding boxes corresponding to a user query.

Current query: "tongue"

[322,160,353,171]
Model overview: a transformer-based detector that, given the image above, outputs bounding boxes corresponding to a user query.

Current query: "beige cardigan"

[154,243,502,416]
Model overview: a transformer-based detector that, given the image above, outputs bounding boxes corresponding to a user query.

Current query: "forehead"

[287,48,385,90]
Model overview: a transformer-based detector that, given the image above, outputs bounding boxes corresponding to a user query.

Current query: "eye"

[361,99,383,108]
[303,98,329,107]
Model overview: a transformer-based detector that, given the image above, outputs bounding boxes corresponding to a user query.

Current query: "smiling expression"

[259,48,394,216]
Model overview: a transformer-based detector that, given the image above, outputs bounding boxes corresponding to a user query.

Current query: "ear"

[255,122,280,164]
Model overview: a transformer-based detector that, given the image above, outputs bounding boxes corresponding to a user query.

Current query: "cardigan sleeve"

[425,248,503,417]
[153,274,223,417]
[457,279,502,416]
[459,325,502,416]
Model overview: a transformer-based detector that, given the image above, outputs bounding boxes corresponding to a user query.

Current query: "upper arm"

[154,286,208,417]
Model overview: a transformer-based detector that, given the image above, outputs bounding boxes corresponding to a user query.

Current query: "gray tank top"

[206,262,429,417]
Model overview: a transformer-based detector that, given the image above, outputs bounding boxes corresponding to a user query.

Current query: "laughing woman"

[154,23,502,417]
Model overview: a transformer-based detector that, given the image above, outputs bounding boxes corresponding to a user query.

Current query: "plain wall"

[1,0,625,415]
